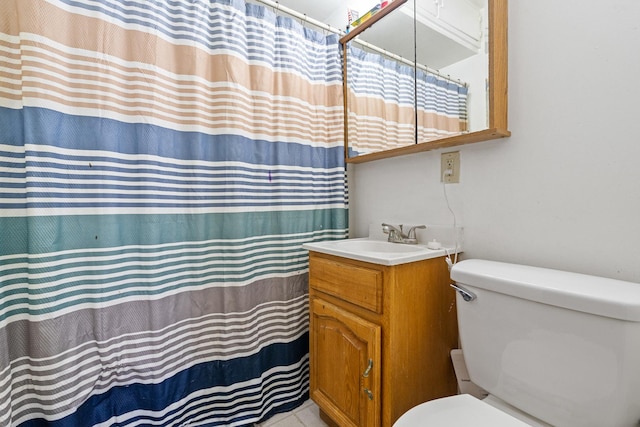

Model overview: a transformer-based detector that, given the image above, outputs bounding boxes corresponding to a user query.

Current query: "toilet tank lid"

[451,259,640,322]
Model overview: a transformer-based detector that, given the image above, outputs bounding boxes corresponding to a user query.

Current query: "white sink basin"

[332,239,426,254]
[302,238,455,266]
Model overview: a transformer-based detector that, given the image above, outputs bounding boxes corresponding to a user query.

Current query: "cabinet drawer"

[309,256,383,313]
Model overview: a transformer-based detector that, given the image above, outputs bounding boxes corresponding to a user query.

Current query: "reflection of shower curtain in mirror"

[346,45,468,156]
[0,0,347,425]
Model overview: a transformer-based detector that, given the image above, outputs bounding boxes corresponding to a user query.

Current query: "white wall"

[349,0,640,283]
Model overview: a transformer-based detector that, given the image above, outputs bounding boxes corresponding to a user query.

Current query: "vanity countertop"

[302,238,460,266]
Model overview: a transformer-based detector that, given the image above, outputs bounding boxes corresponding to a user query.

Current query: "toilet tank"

[450,260,640,427]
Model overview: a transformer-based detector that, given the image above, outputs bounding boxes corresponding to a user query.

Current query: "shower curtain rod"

[253,0,465,86]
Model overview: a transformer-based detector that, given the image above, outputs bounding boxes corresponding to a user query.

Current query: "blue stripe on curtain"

[18,335,309,427]
[0,108,344,169]
[0,0,346,425]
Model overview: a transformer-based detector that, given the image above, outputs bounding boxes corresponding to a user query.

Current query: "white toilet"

[394,259,640,427]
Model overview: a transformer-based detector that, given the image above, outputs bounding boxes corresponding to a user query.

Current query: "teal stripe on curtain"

[0,0,347,425]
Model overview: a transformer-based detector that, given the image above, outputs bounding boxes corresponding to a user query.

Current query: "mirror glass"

[344,0,490,159]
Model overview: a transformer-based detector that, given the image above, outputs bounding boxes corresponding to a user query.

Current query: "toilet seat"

[393,394,531,427]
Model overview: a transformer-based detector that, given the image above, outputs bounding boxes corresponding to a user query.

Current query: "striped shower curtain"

[0,0,347,426]
[346,44,468,157]
[416,68,469,144]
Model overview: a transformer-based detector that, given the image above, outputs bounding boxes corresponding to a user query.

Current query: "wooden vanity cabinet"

[308,251,459,427]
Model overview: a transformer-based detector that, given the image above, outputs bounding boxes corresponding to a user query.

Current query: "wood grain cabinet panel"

[310,298,381,427]
[309,256,383,313]
[308,252,459,427]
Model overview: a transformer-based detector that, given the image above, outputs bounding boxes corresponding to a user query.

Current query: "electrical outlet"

[441,151,460,183]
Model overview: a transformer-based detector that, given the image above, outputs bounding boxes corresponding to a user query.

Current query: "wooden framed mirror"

[340,0,509,163]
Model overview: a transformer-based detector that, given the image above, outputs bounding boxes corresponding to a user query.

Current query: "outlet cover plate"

[441,151,460,183]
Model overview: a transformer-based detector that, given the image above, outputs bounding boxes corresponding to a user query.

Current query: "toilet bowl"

[393,259,640,427]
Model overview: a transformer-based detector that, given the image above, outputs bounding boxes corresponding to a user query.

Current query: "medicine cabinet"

[340,0,509,163]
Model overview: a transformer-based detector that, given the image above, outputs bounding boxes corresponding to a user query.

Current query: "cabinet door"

[310,298,381,427]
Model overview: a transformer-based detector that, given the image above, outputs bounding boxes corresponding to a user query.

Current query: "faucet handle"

[406,225,426,239]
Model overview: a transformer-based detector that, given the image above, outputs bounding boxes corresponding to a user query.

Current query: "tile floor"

[255,399,328,427]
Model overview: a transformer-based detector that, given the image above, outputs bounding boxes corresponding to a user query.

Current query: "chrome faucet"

[381,223,426,244]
